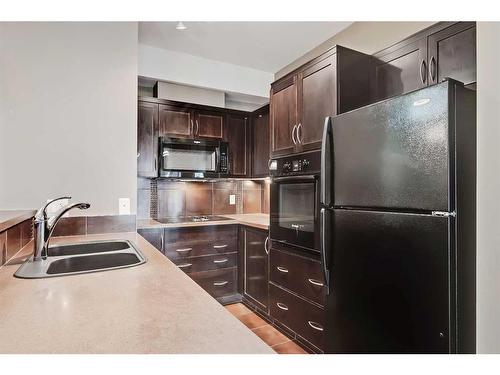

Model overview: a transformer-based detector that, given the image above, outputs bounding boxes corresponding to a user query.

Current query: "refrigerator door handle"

[321,116,333,207]
[320,207,330,295]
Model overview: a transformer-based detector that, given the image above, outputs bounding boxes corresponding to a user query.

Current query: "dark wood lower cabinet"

[241,226,269,310]
[138,225,240,303]
[0,218,33,266]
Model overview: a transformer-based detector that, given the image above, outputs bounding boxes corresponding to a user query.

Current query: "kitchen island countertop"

[0,232,274,354]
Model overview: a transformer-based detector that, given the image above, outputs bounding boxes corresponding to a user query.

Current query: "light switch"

[119,198,130,215]
[229,195,236,205]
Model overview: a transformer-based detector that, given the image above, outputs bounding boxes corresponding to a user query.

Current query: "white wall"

[139,44,273,98]
[476,21,500,353]
[155,81,225,107]
[276,21,435,79]
[0,22,138,216]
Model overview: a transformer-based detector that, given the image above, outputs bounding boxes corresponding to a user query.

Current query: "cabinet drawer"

[164,225,237,243]
[270,248,326,305]
[165,239,236,260]
[269,283,325,350]
[190,267,237,298]
[173,253,237,273]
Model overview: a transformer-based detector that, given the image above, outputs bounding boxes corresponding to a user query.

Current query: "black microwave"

[158,137,229,179]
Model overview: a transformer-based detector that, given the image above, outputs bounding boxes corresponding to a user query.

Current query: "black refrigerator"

[320,79,476,354]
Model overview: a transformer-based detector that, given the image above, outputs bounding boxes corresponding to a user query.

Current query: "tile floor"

[225,303,308,354]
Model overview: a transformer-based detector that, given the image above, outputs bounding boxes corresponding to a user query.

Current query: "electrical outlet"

[229,194,236,205]
[119,198,130,215]
[46,198,69,216]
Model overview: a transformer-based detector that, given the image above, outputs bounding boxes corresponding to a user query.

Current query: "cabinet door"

[243,226,269,310]
[427,22,476,87]
[226,114,249,176]
[159,104,193,138]
[270,76,298,157]
[251,106,270,177]
[373,38,427,101]
[298,56,335,152]
[137,101,159,177]
[137,228,163,253]
[195,111,224,139]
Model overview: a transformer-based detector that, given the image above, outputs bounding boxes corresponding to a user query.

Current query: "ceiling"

[138,22,352,73]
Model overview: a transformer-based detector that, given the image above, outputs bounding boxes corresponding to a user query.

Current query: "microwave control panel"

[219,151,228,173]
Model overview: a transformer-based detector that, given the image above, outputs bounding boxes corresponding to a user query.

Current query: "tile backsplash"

[137,178,270,219]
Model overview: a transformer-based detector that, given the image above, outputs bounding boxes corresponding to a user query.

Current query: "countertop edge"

[0,210,36,233]
[137,214,269,231]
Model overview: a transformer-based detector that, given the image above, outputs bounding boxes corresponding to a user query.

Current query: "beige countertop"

[0,232,274,354]
[137,213,269,231]
[0,210,36,232]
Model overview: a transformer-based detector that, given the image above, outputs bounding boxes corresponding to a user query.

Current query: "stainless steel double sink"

[15,240,147,279]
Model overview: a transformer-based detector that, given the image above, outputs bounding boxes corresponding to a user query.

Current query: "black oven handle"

[272,175,318,182]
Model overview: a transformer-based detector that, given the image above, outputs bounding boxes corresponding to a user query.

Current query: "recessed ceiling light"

[176,21,187,31]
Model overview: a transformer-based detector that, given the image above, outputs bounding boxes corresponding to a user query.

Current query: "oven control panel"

[270,151,320,176]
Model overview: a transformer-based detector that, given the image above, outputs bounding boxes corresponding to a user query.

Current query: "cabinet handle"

[177,263,192,269]
[291,124,297,145]
[195,120,199,135]
[308,321,324,332]
[419,59,427,84]
[213,244,228,249]
[308,278,324,287]
[277,266,289,273]
[160,232,164,251]
[176,247,192,253]
[297,123,302,144]
[214,280,228,287]
[137,152,140,158]
[213,258,228,264]
[191,119,194,134]
[429,56,436,82]
[264,236,269,255]
[276,302,289,311]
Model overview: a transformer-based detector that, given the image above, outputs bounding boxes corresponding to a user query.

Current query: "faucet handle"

[37,196,72,220]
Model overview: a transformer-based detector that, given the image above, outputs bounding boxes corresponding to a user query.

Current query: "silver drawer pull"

[176,248,192,253]
[308,321,324,332]
[277,266,289,273]
[276,302,289,311]
[308,278,324,287]
[213,258,228,264]
[213,244,228,249]
[213,280,228,287]
[177,263,192,268]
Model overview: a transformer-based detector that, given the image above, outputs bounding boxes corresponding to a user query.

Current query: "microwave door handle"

[321,116,333,207]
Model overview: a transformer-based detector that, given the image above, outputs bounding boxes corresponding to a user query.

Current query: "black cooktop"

[156,215,232,224]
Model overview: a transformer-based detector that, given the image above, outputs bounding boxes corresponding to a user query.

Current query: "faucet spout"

[33,198,90,261]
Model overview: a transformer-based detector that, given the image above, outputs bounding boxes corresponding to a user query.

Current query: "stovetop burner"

[156,215,232,224]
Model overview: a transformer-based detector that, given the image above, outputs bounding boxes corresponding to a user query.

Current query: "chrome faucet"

[33,196,90,261]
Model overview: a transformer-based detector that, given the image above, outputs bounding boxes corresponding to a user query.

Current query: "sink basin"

[14,240,146,279]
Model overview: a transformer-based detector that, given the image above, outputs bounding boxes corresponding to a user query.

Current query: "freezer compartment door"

[326,209,451,353]
[333,82,451,211]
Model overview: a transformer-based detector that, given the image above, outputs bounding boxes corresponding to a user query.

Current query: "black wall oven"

[159,137,229,179]
[270,151,321,253]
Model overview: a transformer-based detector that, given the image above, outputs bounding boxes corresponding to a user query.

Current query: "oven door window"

[162,144,217,172]
[271,177,318,251]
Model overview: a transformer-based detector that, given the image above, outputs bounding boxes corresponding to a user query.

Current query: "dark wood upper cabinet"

[242,226,269,310]
[225,113,249,176]
[270,46,371,157]
[137,101,159,178]
[195,110,224,139]
[251,105,270,178]
[372,38,428,102]
[270,75,297,158]
[372,22,476,102]
[427,22,476,87]
[297,56,336,152]
[158,104,193,138]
